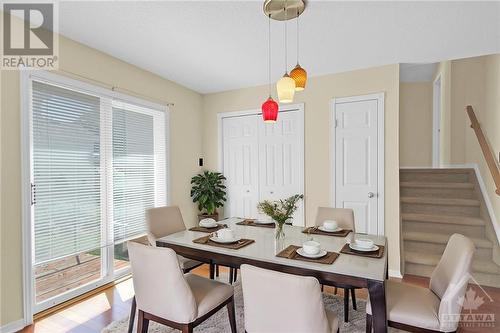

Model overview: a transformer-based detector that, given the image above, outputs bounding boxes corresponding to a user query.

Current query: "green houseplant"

[257,194,304,241]
[190,171,227,221]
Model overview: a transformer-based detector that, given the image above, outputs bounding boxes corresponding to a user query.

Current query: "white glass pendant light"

[276,5,295,103]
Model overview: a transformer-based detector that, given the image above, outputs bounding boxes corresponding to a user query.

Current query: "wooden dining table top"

[157,217,388,282]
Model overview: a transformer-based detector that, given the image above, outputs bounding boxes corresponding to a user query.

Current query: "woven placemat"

[188,224,227,233]
[340,243,385,258]
[302,226,352,237]
[236,219,275,228]
[193,235,255,249]
[276,245,339,265]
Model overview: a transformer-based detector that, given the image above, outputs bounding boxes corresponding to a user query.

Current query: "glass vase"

[274,222,286,252]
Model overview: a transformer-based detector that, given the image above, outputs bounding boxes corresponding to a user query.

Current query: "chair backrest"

[429,233,475,331]
[315,207,355,232]
[241,264,331,333]
[146,206,186,246]
[127,241,198,323]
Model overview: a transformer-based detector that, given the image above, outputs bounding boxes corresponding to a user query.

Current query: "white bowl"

[302,240,321,255]
[322,220,338,231]
[354,238,374,249]
[199,218,217,228]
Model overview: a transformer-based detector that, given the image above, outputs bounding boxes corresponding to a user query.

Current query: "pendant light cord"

[296,8,299,65]
[284,1,288,73]
[268,13,272,97]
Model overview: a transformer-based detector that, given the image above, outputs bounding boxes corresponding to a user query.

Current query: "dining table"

[133,217,389,333]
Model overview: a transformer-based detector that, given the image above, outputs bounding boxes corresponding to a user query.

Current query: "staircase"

[400,168,500,288]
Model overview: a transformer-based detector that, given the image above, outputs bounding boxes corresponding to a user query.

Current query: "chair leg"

[366,313,372,333]
[180,324,193,333]
[227,297,237,333]
[321,284,324,292]
[334,286,338,295]
[216,264,220,277]
[343,288,350,322]
[350,288,357,310]
[137,310,149,333]
[128,296,136,333]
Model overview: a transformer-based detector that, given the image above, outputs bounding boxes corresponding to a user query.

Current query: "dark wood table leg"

[209,262,215,280]
[127,296,136,333]
[367,279,387,333]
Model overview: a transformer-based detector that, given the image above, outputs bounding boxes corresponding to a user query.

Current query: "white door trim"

[432,75,442,168]
[217,103,305,223]
[330,93,385,235]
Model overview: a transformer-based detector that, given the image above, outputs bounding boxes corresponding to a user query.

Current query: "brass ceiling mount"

[263,0,306,21]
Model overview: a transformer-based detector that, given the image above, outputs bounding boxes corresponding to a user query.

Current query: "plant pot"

[197,212,219,222]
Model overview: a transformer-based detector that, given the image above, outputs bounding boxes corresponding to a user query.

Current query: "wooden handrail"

[466,105,500,195]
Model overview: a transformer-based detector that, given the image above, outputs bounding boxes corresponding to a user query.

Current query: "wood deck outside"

[35,253,129,303]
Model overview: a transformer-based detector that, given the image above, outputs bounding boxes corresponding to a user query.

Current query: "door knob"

[368,192,374,198]
[246,190,250,193]
[270,191,274,194]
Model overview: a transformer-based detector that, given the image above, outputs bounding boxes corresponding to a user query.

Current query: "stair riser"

[405,263,500,288]
[400,173,470,183]
[404,241,492,259]
[400,187,474,199]
[402,203,479,216]
[403,221,485,238]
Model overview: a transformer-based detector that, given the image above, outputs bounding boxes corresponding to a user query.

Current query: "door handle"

[368,192,375,198]
[270,191,274,194]
[245,190,250,193]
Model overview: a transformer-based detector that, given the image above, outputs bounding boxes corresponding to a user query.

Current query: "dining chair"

[366,233,475,333]
[128,241,237,333]
[241,264,339,333]
[315,206,358,322]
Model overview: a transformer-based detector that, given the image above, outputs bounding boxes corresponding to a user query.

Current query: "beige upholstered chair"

[146,206,203,272]
[241,264,339,333]
[366,233,475,333]
[315,207,357,322]
[128,242,236,333]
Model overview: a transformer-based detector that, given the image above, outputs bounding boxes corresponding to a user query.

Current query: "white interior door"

[258,111,304,225]
[334,96,382,234]
[222,115,260,218]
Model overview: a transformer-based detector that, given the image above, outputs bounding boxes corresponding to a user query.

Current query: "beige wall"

[202,64,401,274]
[399,82,433,167]
[1,34,203,326]
[434,61,452,166]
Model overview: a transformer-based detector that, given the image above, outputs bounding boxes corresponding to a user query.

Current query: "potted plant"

[190,170,227,221]
[257,194,304,242]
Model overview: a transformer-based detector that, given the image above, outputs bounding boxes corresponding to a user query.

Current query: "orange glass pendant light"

[290,8,307,91]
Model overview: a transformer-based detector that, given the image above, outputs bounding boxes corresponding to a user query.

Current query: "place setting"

[236,218,276,228]
[188,218,228,233]
[193,227,255,249]
[276,239,339,265]
[302,219,352,237]
[340,237,385,258]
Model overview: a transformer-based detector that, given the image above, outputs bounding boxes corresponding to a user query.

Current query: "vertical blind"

[31,79,167,265]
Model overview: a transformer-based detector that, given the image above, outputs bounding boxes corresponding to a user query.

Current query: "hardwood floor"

[18,265,500,333]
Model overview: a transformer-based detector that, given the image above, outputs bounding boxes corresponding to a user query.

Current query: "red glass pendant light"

[262,97,279,122]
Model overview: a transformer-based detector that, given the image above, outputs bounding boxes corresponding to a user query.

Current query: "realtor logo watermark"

[440,274,495,329]
[2,2,58,69]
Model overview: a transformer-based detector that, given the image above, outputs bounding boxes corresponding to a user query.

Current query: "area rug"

[102,280,374,333]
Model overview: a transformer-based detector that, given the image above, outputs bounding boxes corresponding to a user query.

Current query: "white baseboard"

[0,319,26,333]
[388,269,403,278]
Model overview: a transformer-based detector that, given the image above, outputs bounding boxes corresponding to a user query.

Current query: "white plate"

[349,243,379,252]
[296,248,328,259]
[209,236,241,244]
[200,223,218,228]
[318,226,343,233]
[253,220,274,225]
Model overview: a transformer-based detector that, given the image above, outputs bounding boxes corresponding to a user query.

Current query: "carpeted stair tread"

[401,213,485,226]
[400,168,473,174]
[401,197,480,206]
[403,231,493,248]
[405,251,500,274]
[400,182,474,189]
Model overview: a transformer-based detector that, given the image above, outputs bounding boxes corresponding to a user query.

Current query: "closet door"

[222,115,260,218]
[258,110,304,225]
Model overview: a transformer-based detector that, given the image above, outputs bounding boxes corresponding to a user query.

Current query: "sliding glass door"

[27,72,167,312]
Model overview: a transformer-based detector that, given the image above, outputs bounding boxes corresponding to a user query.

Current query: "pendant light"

[276,4,295,103]
[262,14,279,122]
[290,8,307,91]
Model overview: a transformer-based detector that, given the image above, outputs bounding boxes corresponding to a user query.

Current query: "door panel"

[222,115,260,218]
[335,99,379,234]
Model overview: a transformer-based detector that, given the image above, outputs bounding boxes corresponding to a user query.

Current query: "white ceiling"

[57,1,500,94]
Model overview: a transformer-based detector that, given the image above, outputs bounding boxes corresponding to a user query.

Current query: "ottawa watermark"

[1,1,59,70]
[440,274,495,329]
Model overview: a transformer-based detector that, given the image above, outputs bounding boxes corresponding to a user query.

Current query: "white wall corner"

[0,319,26,333]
